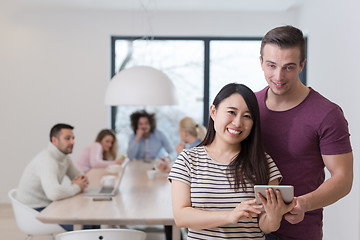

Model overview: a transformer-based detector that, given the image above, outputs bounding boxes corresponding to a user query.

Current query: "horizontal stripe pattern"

[169,146,282,239]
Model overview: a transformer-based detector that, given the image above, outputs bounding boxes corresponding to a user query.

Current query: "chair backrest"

[8,188,63,235]
[55,229,146,240]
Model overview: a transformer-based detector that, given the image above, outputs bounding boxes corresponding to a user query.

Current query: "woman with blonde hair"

[156,117,206,174]
[76,129,125,173]
[176,117,206,154]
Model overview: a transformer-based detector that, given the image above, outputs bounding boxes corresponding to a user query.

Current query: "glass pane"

[209,40,267,103]
[114,39,204,155]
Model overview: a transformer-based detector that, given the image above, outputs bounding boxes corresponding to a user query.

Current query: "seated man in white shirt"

[16,123,89,231]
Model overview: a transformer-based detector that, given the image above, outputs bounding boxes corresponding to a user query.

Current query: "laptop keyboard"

[99,187,114,194]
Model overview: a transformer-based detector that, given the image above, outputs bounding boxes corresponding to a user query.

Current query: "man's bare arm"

[285,152,353,224]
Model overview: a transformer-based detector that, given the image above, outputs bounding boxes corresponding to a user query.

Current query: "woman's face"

[137,117,151,134]
[210,93,253,147]
[100,135,114,152]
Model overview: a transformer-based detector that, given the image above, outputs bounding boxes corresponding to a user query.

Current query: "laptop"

[83,159,129,197]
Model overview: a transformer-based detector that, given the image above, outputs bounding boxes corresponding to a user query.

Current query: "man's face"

[52,129,75,154]
[137,117,151,134]
[260,43,305,97]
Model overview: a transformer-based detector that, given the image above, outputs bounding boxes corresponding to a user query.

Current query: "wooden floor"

[0,203,166,240]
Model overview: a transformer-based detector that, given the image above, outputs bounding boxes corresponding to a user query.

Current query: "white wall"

[1,0,359,238]
[299,0,360,238]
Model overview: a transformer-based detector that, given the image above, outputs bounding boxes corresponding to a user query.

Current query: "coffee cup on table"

[147,170,157,180]
[154,158,163,169]
[101,175,116,187]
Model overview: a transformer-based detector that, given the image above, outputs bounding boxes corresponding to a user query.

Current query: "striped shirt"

[168,146,282,240]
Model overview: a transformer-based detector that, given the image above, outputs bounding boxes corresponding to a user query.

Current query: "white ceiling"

[23,0,301,12]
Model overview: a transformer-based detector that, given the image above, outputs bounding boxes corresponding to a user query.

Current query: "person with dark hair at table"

[127,110,175,161]
[127,110,177,240]
[17,123,89,231]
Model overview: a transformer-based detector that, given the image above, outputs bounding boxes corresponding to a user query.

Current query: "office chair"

[8,189,64,240]
[55,229,146,240]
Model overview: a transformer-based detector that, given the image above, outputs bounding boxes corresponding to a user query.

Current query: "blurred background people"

[127,110,175,161]
[76,129,125,173]
[176,117,207,154]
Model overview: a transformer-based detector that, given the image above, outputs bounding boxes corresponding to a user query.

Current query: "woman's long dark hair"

[199,83,269,192]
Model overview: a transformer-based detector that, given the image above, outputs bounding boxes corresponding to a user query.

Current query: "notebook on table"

[83,160,128,197]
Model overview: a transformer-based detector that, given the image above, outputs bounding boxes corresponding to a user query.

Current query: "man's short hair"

[49,123,74,142]
[260,25,306,64]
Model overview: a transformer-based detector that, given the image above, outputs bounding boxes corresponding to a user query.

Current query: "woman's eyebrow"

[226,106,251,113]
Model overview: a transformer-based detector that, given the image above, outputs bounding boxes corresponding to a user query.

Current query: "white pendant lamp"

[104,66,178,106]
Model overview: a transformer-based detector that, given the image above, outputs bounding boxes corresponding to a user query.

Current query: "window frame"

[110,36,307,129]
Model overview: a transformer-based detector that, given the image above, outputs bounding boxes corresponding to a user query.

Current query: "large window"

[209,40,267,104]
[111,36,306,154]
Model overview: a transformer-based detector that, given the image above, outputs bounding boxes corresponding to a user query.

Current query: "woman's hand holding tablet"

[254,185,295,212]
[254,185,294,204]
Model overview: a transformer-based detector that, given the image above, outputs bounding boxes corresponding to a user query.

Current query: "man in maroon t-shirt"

[256,25,353,240]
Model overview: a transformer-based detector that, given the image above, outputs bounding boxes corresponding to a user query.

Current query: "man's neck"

[266,83,310,111]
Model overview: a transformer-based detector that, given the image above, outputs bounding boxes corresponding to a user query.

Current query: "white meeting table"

[37,160,180,240]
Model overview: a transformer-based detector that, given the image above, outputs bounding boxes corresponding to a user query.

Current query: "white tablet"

[254,185,294,204]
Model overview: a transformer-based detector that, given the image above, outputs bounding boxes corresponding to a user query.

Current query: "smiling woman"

[168,83,287,239]
[210,93,254,148]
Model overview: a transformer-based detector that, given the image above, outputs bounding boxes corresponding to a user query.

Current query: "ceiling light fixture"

[104,65,178,106]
